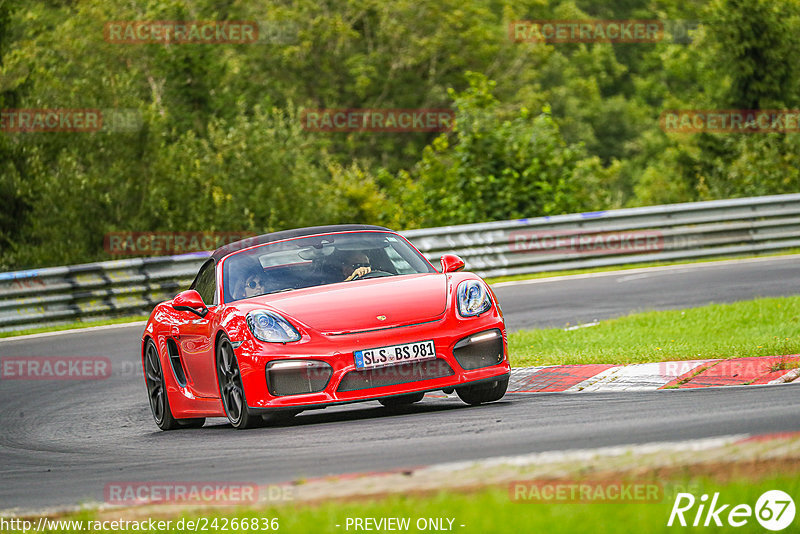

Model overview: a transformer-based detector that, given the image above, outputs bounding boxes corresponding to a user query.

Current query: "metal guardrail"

[0,254,210,333]
[404,193,800,277]
[1,194,799,333]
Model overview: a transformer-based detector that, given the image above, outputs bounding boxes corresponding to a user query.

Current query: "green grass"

[508,296,800,367]
[0,315,148,339]
[769,357,800,372]
[484,249,800,285]
[19,473,800,533]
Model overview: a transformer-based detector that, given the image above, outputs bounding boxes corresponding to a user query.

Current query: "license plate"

[353,340,436,370]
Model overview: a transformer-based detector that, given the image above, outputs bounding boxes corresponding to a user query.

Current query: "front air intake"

[452,329,504,370]
[337,359,454,392]
[266,360,332,396]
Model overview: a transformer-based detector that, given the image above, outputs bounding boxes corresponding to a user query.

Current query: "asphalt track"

[1,255,799,512]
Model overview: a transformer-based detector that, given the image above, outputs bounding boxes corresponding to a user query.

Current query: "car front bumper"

[235,312,510,411]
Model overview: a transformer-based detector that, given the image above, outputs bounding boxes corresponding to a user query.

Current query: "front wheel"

[216,335,260,429]
[456,376,509,406]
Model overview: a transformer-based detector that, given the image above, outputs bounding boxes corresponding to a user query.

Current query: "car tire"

[216,335,260,429]
[379,392,425,408]
[455,376,509,406]
[144,339,182,431]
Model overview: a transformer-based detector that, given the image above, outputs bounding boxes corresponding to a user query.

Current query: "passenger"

[230,257,269,299]
[241,271,268,298]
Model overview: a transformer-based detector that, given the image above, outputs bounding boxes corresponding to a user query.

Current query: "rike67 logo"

[668,490,795,531]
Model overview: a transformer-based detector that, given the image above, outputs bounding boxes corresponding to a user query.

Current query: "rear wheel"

[456,376,509,406]
[144,340,185,430]
[216,335,260,429]
[379,392,425,408]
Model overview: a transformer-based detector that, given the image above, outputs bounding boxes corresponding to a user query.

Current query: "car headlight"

[246,311,301,343]
[457,280,492,317]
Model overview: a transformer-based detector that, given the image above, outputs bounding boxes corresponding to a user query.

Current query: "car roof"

[210,224,391,262]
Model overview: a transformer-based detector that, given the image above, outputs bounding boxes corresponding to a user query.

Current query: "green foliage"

[1,0,799,269]
[630,0,800,206]
[705,0,800,109]
[398,72,616,227]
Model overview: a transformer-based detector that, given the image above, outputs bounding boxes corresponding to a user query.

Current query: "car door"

[175,259,221,398]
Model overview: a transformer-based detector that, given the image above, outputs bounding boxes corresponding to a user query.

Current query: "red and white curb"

[506,355,800,393]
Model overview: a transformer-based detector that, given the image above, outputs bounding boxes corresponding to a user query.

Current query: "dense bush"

[1,0,798,269]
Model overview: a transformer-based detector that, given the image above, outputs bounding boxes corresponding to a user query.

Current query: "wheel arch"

[212,328,231,394]
[141,334,156,382]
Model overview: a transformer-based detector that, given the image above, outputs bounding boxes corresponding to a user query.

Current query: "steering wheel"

[351,270,393,281]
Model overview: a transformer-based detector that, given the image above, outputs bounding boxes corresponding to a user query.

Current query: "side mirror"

[440,254,466,273]
[172,290,208,318]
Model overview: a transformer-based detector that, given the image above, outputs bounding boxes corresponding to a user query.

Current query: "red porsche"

[141,225,510,430]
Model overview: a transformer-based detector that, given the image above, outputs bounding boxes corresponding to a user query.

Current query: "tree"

[399,72,617,227]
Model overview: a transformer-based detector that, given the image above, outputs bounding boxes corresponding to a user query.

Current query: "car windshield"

[222,231,436,303]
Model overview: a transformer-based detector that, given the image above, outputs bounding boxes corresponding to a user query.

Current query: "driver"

[342,251,371,281]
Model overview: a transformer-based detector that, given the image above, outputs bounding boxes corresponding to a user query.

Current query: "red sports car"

[141,225,510,430]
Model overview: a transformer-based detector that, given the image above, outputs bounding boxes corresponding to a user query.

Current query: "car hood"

[253,274,448,334]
